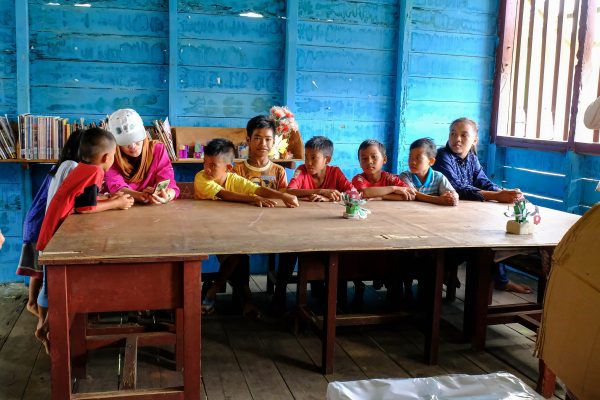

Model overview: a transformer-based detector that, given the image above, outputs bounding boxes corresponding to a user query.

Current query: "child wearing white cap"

[105,108,179,204]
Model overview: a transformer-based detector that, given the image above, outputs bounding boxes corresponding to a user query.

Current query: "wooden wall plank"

[295,96,392,122]
[504,147,565,173]
[29,5,168,37]
[178,0,285,17]
[29,0,167,11]
[297,72,395,98]
[408,53,495,79]
[177,93,280,119]
[29,32,168,64]
[407,77,493,102]
[411,8,497,34]
[178,14,284,42]
[178,67,283,94]
[410,31,496,57]
[179,39,283,70]
[297,47,395,75]
[502,167,566,199]
[30,87,167,116]
[298,22,396,50]
[30,61,168,90]
[299,0,398,26]
[412,0,499,14]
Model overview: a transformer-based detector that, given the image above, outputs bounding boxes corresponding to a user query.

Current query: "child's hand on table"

[282,193,299,208]
[252,196,278,207]
[441,191,459,206]
[115,194,135,209]
[306,194,329,202]
[318,189,343,202]
[394,186,416,201]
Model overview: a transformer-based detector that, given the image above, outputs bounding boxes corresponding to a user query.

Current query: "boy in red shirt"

[352,139,415,201]
[36,127,134,351]
[274,136,355,313]
[286,136,354,201]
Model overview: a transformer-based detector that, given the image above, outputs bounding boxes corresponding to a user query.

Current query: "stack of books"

[151,117,177,162]
[17,114,78,160]
[0,115,17,159]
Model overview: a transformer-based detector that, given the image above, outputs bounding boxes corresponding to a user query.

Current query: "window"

[491,0,600,152]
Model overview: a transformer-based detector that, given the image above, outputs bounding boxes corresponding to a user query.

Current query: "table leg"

[464,248,493,350]
[425,249,444,364]
[47,265,73,400]
[71,313,87,379]
[176,308,184,372]
[322,252,338,375]
[183,260,202,400]
[537,359,556,398]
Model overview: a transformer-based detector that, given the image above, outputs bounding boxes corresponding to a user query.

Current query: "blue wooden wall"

[0,0,598,282]
[396,0,498,172]
[0,0,16,118]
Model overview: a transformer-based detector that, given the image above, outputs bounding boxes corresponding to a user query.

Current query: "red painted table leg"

[183,260,202,400]
[47,265,73,400]
[322,252,338,375]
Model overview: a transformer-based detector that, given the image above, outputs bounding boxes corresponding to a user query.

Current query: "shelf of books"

[0,115,302,168]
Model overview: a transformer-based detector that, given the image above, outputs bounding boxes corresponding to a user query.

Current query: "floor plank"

[0,309,42,400]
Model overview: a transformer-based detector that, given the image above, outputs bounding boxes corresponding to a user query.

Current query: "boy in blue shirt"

[399,138,458,206]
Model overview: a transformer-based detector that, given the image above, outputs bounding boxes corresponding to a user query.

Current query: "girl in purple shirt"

[433,117,530,294]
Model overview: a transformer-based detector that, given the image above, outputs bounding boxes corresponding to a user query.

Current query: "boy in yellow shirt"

[194,138,298,317]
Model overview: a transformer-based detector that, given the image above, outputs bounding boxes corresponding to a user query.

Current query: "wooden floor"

[0,266,563,399]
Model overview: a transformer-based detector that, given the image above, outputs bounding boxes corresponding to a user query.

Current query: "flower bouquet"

[504,198,541,235]
[342,191,370,220]
[269,106,298,160]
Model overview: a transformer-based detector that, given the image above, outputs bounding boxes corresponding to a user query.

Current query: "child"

[353,139,415,201]
[399,138,459,206]
[286,136,354,201]
[233,115,288,190]
[194,138,298,317]
[283,136,358,309]
[16,130,83,317]
[432,117,530,293]
[35,127,134,351]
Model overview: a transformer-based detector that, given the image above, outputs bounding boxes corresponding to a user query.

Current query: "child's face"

[304,148,330,176]
[408,147,434,176]
[203,154,232,181]
[359,145,386,175]
[449,121,478,159]
[248,128,274,158]
[120,139,144,158]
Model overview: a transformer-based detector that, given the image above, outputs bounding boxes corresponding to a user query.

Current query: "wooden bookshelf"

[0,158,302,168]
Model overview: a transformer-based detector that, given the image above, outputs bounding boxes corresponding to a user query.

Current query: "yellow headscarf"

[114,138,159,183]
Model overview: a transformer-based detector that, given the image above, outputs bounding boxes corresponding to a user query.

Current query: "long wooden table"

[40,200,578,394]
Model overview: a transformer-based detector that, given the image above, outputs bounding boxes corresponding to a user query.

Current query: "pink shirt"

[105,143,180,198]
[288,164,354,192]
[352,171,407,190]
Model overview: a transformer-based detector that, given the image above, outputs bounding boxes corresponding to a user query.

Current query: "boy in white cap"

[105,109,179,204]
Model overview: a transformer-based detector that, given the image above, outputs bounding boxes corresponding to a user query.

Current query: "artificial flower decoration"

[504,198,541,225]
[342,190,371,220]
[269,106,298,159]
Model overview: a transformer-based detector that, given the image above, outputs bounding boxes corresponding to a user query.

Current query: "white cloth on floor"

[326,372,543,400]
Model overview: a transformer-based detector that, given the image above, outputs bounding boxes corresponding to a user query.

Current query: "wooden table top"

[39,199,580,265]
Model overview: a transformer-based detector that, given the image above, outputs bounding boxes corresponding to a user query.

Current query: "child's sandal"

[201,298,216,315]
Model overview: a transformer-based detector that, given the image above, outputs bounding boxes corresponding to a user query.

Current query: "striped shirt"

[399,168,455,196]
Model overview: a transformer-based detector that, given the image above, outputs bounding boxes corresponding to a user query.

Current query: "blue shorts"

[37,266,48,308]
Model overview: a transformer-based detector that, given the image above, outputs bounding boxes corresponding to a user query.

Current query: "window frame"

[490,0,600,155]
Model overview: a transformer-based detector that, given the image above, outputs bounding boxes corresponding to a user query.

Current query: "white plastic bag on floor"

[327,372,543,400]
